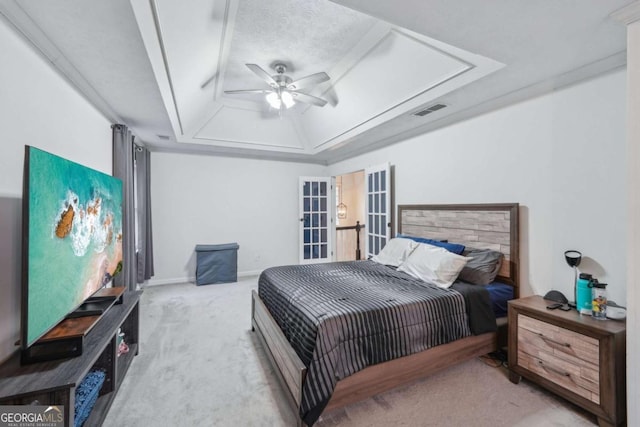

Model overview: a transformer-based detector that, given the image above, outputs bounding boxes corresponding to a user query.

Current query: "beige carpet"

[103,278,596,427]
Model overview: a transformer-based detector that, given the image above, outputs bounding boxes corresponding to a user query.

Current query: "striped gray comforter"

[258,260,474,425]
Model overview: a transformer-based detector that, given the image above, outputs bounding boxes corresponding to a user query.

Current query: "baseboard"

[146,270,262,287]
[238,270,262,278]
[145,277,194,287]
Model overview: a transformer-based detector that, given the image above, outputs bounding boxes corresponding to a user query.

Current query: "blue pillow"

[74,370,106,427]
[396,233,465,255]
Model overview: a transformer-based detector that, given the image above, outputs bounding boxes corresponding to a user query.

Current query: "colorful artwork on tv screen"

[25,146,123,346]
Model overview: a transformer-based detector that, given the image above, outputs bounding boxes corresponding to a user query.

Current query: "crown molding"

[611,1,640,25]
[0,0,123,124]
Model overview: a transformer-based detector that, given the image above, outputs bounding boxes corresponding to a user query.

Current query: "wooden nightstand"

[508,296,626,427]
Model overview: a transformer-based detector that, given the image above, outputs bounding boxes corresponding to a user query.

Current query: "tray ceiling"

[134,0,503,156]
[0,0,630,164]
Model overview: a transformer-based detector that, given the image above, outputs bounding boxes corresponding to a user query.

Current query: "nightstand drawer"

[517,314,599,364]
[517,348,600,403]
[517,314,600,404]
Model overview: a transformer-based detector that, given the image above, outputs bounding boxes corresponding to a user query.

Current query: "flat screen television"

[21,146,123,349]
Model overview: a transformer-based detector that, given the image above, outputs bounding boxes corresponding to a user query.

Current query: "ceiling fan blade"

[224,89,272,94]
[246,64,278,88]
[291,92,328,107]
[287,72,330,90]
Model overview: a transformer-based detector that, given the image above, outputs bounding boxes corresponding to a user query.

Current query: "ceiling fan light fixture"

[265,90,295,109]
[265,92,281,109]
[281,90,295,108]
[227,63,330,110]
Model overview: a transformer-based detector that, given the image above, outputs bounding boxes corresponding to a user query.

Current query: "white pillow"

[371,238,418,267]
[398,243,471,288]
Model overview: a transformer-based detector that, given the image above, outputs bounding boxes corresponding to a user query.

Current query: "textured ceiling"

[0,0,631,164]
[6,0,173,138]
[223,0,377,97]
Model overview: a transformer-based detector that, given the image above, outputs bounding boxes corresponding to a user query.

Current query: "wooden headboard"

[397,203,519,296]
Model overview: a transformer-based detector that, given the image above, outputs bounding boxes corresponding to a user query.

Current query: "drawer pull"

[538,360,571,379]
[538,333,571,349]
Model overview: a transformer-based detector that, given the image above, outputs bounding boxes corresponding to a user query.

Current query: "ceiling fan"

[224,63,330,110]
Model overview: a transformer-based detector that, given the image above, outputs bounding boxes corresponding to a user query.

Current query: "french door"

[365,163,391,258]
[299,177,333,264]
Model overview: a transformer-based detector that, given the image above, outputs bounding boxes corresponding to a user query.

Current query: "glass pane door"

[365,163,391,258]
[299,177,332,264]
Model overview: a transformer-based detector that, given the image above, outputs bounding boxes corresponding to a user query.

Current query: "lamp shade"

[265,90,295,109]
[281,91,295,108]
[265,92,281,109]
[564,250,582,268]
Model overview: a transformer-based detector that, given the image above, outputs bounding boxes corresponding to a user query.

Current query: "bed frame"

[251,203,520,426]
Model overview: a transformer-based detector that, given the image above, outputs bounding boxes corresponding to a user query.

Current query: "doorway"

[335,171,365,261]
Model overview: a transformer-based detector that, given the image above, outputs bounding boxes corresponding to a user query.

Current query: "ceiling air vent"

[157,134,170,140]
[413,103,447,117]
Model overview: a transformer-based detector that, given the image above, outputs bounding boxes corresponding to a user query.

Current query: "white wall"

[149,152,326,285]
[329,69,627,304]
[0,16,112,362]
[624,10,640,426]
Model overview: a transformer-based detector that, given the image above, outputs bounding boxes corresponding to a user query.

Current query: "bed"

[251,203,519,426]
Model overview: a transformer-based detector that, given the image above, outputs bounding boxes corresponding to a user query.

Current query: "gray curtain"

[112,124,137,290]
[135,147,154,283]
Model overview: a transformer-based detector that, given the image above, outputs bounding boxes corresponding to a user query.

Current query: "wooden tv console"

[0,290,141,427]
[22,287,127,364]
